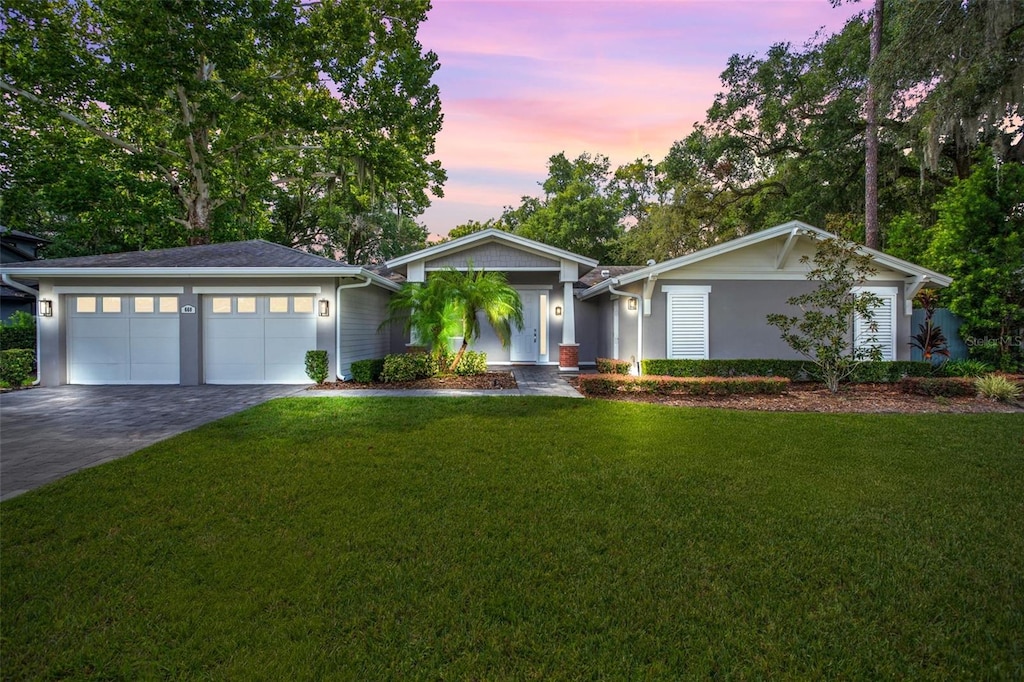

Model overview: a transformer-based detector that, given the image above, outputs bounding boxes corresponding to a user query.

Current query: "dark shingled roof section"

[577,265,645,288]
[4,240,352,269]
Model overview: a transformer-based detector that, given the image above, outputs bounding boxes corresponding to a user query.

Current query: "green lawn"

[2,398,1022,679]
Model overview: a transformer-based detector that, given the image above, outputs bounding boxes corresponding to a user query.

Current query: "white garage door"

[68,295,180,384]
[204,295,317,384]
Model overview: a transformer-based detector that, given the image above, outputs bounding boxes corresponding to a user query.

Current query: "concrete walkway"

[295,365,584,399]
[0,385,302,501]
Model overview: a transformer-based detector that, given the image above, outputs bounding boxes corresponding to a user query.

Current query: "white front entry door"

[204,295,317,384]
[510,290,540,362]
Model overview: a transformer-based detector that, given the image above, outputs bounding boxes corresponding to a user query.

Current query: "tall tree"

[864,0,884,249]
[1,0,445,253]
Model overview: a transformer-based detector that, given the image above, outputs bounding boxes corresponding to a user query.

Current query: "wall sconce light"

[627,298,638,311]
[39,299,53,317]
[318,299,330,317]
[554,306,562,316]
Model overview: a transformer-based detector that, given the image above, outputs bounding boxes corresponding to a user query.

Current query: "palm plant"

[434,265,524,371]
[380,281,462,361]
[380,263,524,372]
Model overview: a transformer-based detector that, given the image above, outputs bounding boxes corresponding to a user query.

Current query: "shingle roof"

[3,240,350,269]
[578,265,645,287]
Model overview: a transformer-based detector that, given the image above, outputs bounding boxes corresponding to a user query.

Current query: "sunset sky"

[417,0,864,238]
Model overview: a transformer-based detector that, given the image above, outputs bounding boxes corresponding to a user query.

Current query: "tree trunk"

[864,0,884,250]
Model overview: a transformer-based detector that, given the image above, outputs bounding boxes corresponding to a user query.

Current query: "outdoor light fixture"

[318,299,330,317]
[39,299,53,317]
[554,306,562,316]
[627,298,638,311]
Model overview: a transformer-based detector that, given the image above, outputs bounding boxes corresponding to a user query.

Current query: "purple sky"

[416,0,864,238]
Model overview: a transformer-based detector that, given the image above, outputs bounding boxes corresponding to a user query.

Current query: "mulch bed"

[571,379,1023,414]
[309,372,1022,414]
[309,371,518,391]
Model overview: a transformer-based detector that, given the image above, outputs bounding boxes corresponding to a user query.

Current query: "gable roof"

[385,228,599,273]
[0,239,400,289]
[579,221,951,299]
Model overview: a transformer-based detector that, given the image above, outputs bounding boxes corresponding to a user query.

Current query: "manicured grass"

[2,398,1022,679]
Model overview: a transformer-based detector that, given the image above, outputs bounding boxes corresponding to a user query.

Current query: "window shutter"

[854,289,896,360]
[666,291,709,359]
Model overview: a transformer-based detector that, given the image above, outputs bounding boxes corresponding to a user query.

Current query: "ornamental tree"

[767,235,883,392]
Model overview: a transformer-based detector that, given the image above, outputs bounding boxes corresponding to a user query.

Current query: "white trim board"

[54,286,185,294]
[192,286,323,294]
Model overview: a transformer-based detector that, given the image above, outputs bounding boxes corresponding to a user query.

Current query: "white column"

[561,281,576,345]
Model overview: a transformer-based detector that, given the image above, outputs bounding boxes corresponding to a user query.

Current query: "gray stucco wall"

[595,278,913,363]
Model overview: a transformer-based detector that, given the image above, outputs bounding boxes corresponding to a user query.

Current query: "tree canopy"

[1,0,445,262]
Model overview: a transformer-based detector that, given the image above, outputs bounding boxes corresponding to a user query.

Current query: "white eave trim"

[53,286,185,294]
[578,220,951,298]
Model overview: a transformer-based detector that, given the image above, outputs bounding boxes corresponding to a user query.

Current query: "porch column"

[559,280,578,371]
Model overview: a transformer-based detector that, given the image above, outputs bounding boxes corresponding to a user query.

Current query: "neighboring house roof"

[579,220,952,299]
[0,226,51,263]
[0,239,399,289]
[384,228,599,276]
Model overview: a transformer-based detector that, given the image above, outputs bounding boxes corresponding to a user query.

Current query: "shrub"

[452,351,487,376]
[304,350,329,384]
[0,349,35,387]
[350,358,385,383]
[0,311,36,351]
[942,359,995,378]
[639,359,932,383]
[975,374,1022,402]
[898,377,976,397]
[579,374,790,397]
[381,353,439,382]
[596,358,630,375]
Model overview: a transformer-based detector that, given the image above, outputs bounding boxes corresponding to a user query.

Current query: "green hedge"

[381,353,439,383]
[350,358,386,383]
[596,358,630,375]
[452,351,488,376]
[0,349,35,386]
[640,359,934,383]
[304,350,329,384]
[898,376,977,397]
[0,326,35,351]
[579,374,790,397]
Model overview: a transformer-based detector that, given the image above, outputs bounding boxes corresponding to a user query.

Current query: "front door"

[510,290,540,362]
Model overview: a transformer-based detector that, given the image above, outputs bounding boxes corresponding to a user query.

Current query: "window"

[159,297,178,313]
[268,297,289,313]
[76,297,97,313]
[135,297,154,313]
[211,297,232,314]
[663,285,711,360]
[293,297,314,314]
[102,297,121,313]
[237,297,257,314]
[853,287,897,361]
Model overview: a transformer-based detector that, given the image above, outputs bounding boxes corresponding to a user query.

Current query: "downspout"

[2,274,42,385]
[608,281,643,376]
[335,276,373,380]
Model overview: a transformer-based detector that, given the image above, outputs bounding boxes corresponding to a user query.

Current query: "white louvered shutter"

[666,288,710,359]
[854,288,896,360]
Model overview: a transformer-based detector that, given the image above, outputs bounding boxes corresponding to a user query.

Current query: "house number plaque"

[180,305,197,314]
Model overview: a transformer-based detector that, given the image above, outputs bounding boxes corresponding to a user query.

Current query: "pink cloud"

[419,1,864,236]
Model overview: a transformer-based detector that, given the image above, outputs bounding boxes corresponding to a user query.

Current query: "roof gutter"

[335,276,373,380]
[1,274,42,385]
[608,281,643,376]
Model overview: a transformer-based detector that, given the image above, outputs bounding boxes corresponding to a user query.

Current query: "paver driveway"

[0,385,302,501]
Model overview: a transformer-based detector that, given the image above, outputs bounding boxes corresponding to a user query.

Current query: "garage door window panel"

[237,297,257,313]
[76,297,97,313]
